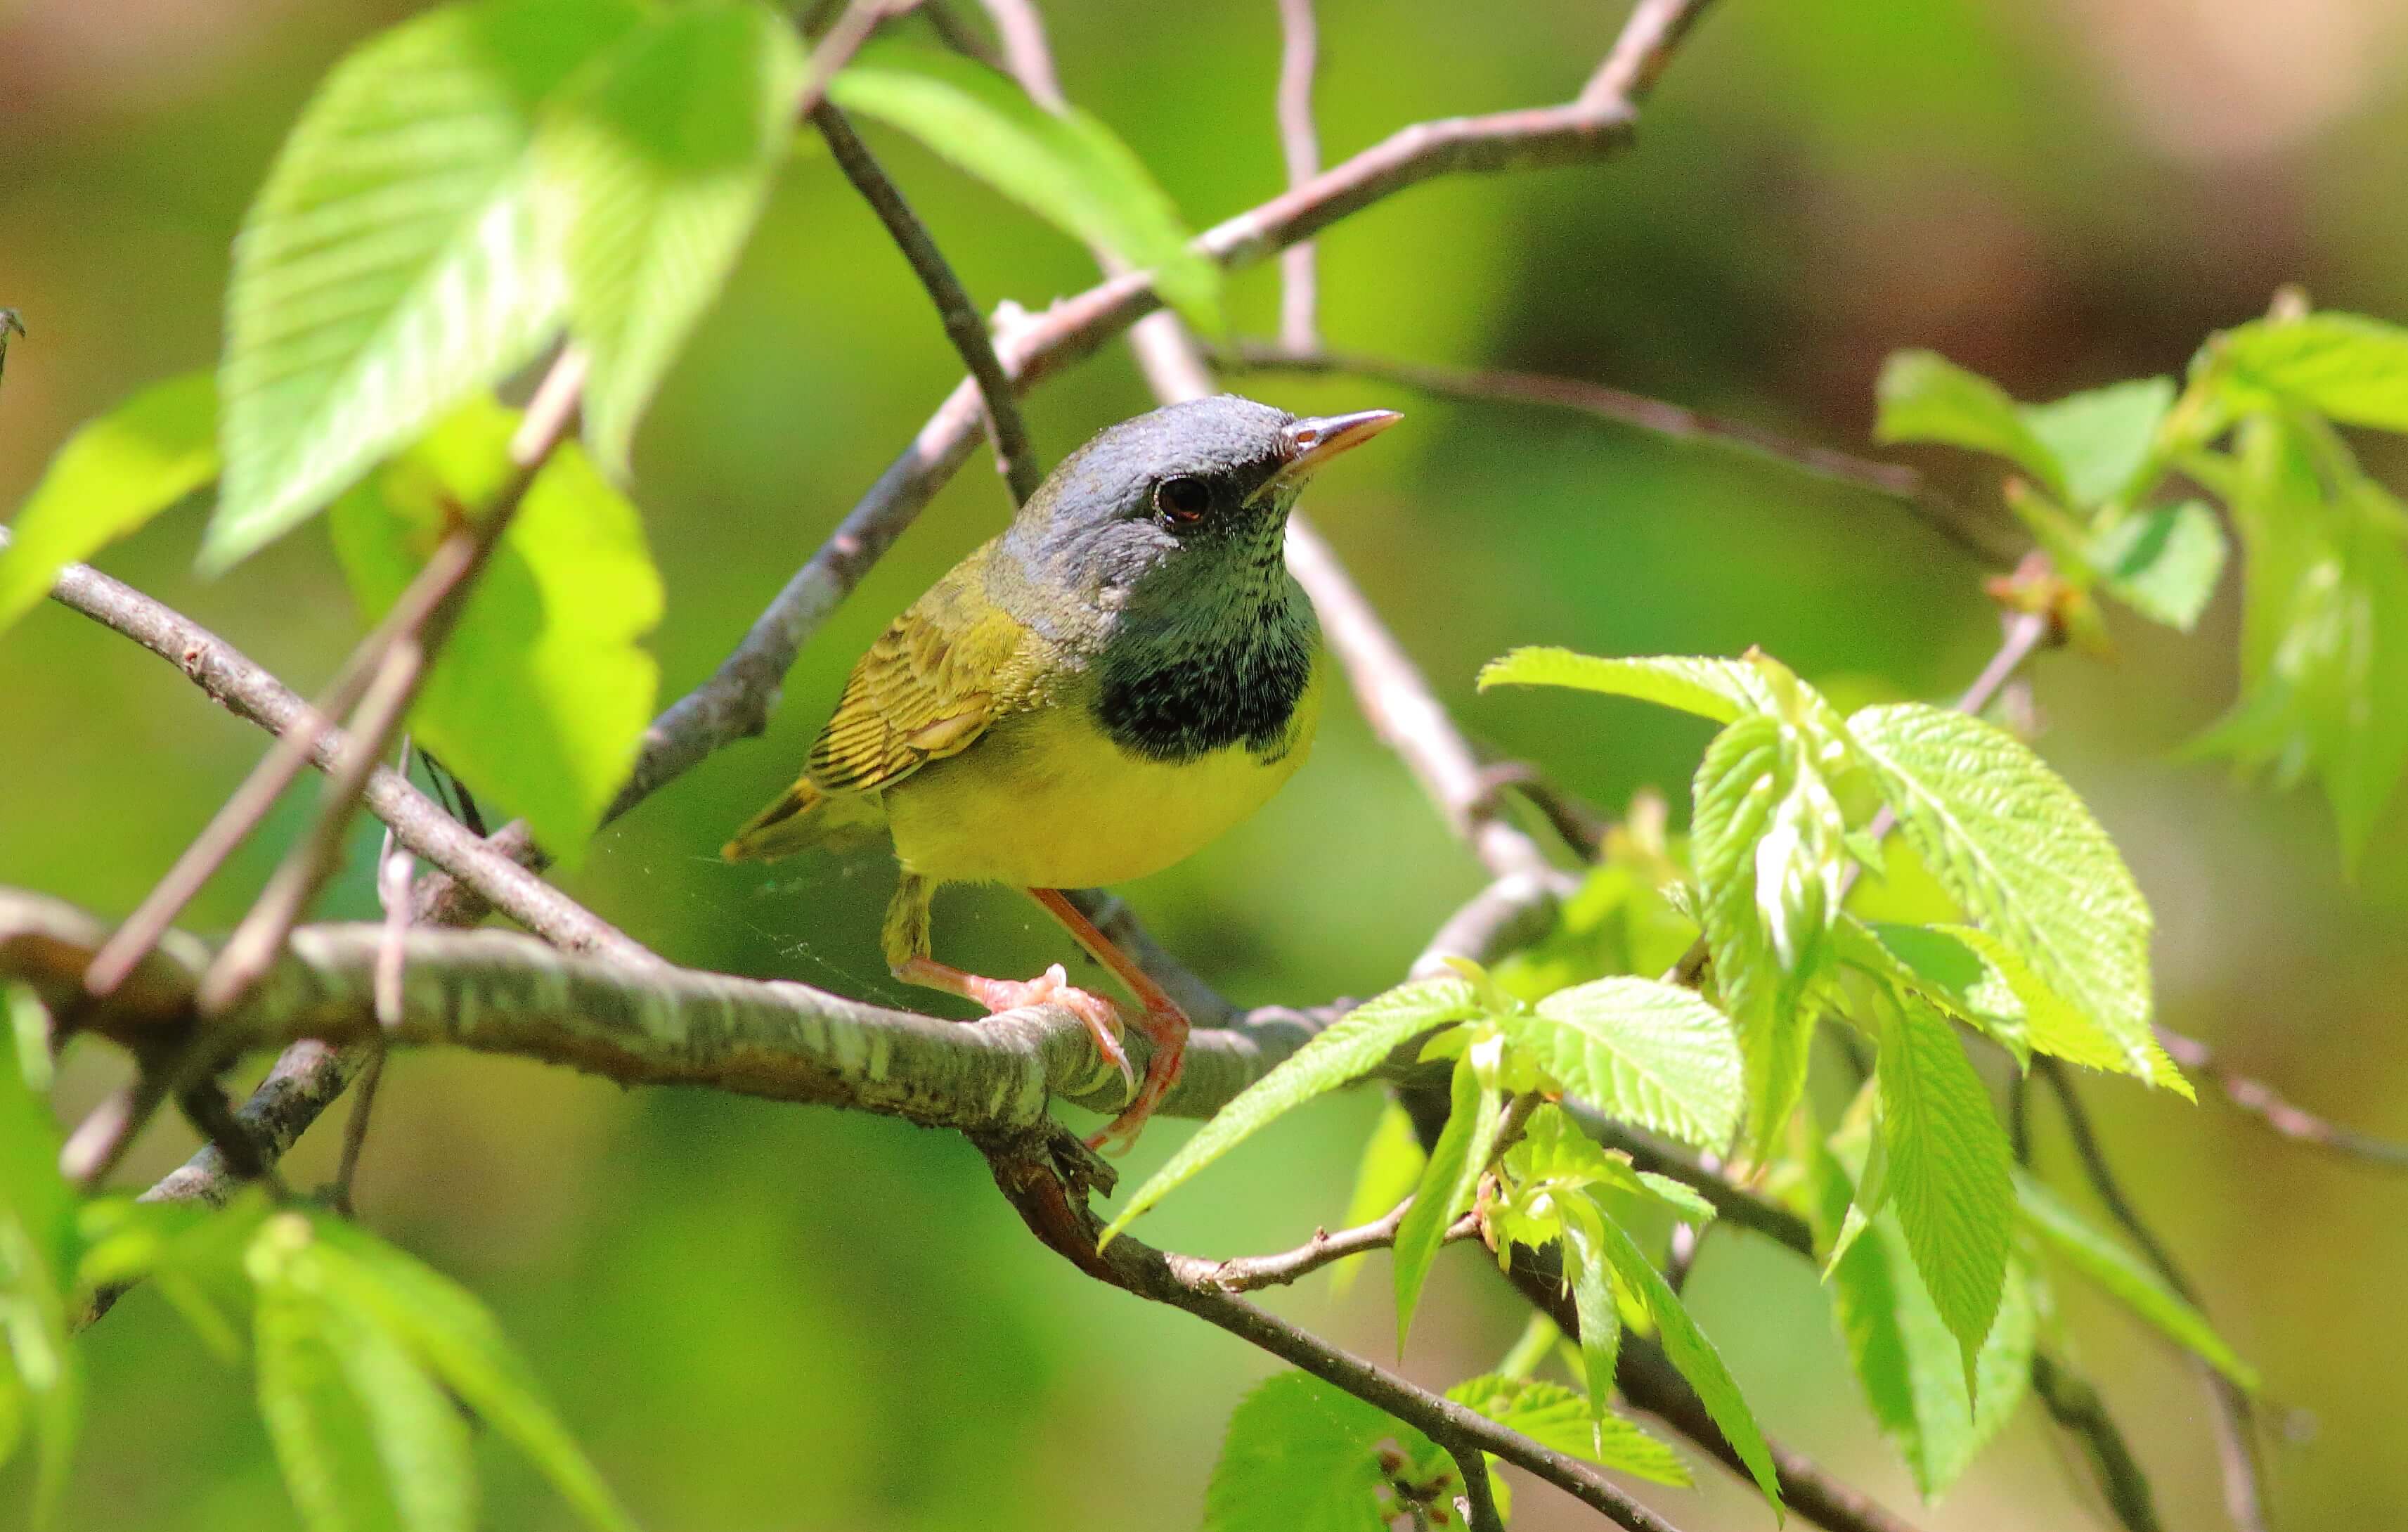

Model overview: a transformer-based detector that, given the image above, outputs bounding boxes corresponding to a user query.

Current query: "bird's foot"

[960,963,1134,1093]
[1085,1003,1188,1157]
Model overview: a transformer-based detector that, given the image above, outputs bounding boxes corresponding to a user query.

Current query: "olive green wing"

[806,544,1044,797]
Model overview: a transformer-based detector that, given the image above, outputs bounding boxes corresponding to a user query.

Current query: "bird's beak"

[1252,408,1403,503]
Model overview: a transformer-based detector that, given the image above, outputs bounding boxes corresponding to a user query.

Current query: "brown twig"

[1199,1203,1481,1292]
[2154,1026,2408,1173]
[1274,0,1321,352]
[974,0,1064,110]
[797,0,911,119]
[1451,1441,1507,1532]
[812,103,1041,504]
[1215,340,2017,566]
[1580,0,1718,110]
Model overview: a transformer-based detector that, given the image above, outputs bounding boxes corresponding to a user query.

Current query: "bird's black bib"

[1094,614,1315,766]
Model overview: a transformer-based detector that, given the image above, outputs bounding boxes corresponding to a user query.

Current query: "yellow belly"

[884,664,1323,889]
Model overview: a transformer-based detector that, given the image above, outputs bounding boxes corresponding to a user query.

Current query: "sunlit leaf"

[1477,648,1776,723]
[1558,1199,1624,1447]
[0,997,77,1521]
[1506,977,1743,1150]
[1203,1372,1435,1532]
[2022,378,2173,510]
[2092,500,2227,631]
[1448,1373,1690,1486]
[1393,1054,1496,1353]
[0,373,216,633]
[2016,1175,2257,1391]
[2212,311,2408,431]
[1876,350,2064,498]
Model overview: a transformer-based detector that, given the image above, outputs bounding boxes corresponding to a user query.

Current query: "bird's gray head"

[997,394,1399,614]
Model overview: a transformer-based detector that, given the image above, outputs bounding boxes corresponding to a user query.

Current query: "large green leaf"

[1447,1374,1690,1486]
[328,398,662,864]
[2213,311,2408,431]
[829,42,1221,333]
[1811,1147,2034,1501]
[2016,1175,2258,1391]
[2091,499,2227,631]
[1875,994,2016,1388]
[1506,977,1744,1150]
[2021,378,2174,510]
[1203,1372,1434,1532]
[0,373,217,633]
[536,2,805,476]
[0,991,77,1521]
[1557,1198,1625,1448]
[209,0,645,569]
[1588,1210,1781,1510]
[1875,350,2065,498]
[1849,703,2155,1070]
[1392,1054,1496,1353]
[1477,648,1775,723]
[1103,980,1485,1243]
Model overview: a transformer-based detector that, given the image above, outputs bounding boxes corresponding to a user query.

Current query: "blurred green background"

[6,0,2407,1528]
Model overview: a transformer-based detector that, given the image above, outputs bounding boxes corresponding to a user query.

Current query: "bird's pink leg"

[1023,889,1191,1154]
[892,955,1134,1091]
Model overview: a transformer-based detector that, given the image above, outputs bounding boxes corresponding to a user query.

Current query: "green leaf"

[829,42,1222,334]
[1334,1102,1425,1296]
[2021,378,2174,510]
[304,1219,636,1532]
[1692,712,1844,1154]
[0,373,217,633]
[1810,1147,2035,1500]
[1448,1373,1690,1486]
[1588,1209,1782,1510]
[2016,1174,2258,1391]
[209,0,645,569]
[2213,311,2408,431]
[1103,979,1484,1243]
[328,397,662,864]
[0,994,77,1522]
[1393,1054,1496,1353]
[1875,350,2064,498]
[1875,993,2016,1391]
[1558,1199,1625,1447]
[1507,977,1744,1150]
[250,1217,475,1532]
[536,2,805,476]
[1849,703,2155,1071]
[1477,648,1776,723]
[1203,1372,1434,1532]
[2091,501,2227,631]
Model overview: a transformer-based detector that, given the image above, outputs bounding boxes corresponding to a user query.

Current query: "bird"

[723,394,1401,1151]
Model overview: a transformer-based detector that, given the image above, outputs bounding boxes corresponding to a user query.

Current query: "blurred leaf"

[829,42,1222,333]
[2022,378,2174,510]
[1875,350,2064,498]
[209,0,644,569]
[1810,1147,2035,1500]
[2092,500,2227,630]
[2015,1175,2258,1391]
[1588,1208,1781,1510]
[329,398,663,864]
[1505,977,1743,1150]
[1333,1102,1424,1297]
[1876,992,2014,1389]
[250,1217,475,1532]
[2213,311,2408,431]
[1450,1372,1690,1486]
[306,1219,637,1532]
[0,373,217,633]
[1477,648,1776,723]
[536,2,805,476]
[1203,1372,1432,1532]
[0,993,77,1522]
[1103,980,1484,1243]
[1849,703,2154,1070]
[1393,1054,1496,1353]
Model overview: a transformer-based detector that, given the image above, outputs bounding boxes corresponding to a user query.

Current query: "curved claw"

[961,964,1134,1093]
[1085,1003,1189,1157]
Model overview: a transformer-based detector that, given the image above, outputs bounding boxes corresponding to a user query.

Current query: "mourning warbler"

[724,394,1401,1150]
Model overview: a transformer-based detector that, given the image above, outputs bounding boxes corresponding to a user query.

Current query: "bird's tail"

[720,779,883,862]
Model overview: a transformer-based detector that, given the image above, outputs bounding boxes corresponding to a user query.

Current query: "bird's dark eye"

[1155,475,1211,527]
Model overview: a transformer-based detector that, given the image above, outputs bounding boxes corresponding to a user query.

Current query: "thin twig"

[812,103,1041,503]
[1274,0,1321,352]
[1215,340,2015,565]
[2154,1026,2408,1172]
[330,1049,384,1218]
[798,0,910,120]
[976,0,1064,110]
[1449,1441,1507,1532]
[1200,1204,1480,1292]
[1581,0,1717,110]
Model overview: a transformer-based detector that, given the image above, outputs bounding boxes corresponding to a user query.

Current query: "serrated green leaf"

[1103,980,1484,1243]
[1477,648,1777,723]
[2092,501,2227,631]
[2213,311,2408,431]
[1849,702,2156,1073]
[1509,978,1743,1150]
[1558,1199,1625,1447]
[1875,350,2065,498]
[1876,991,2014,1388]
[829,42,1221,334]
[1447,1373,1691,1486]
[1503,1105,1709,1223]
[1394,1055,1496,1353]
[1810,1147,2034,1501]
[536,2,804,476]
[1203,1372,1434,1532]
[0,1001,77,1524]
[329,397,661,864]
[2021,378,2174,510]
[0,373,217,633]
[1334,1102,1425,1297]
[209,0,646,569]
[1588,1209,1781,1510]
[2015,1174,2258,1391]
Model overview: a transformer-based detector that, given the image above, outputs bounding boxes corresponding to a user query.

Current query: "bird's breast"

[1089,596,1319,765]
